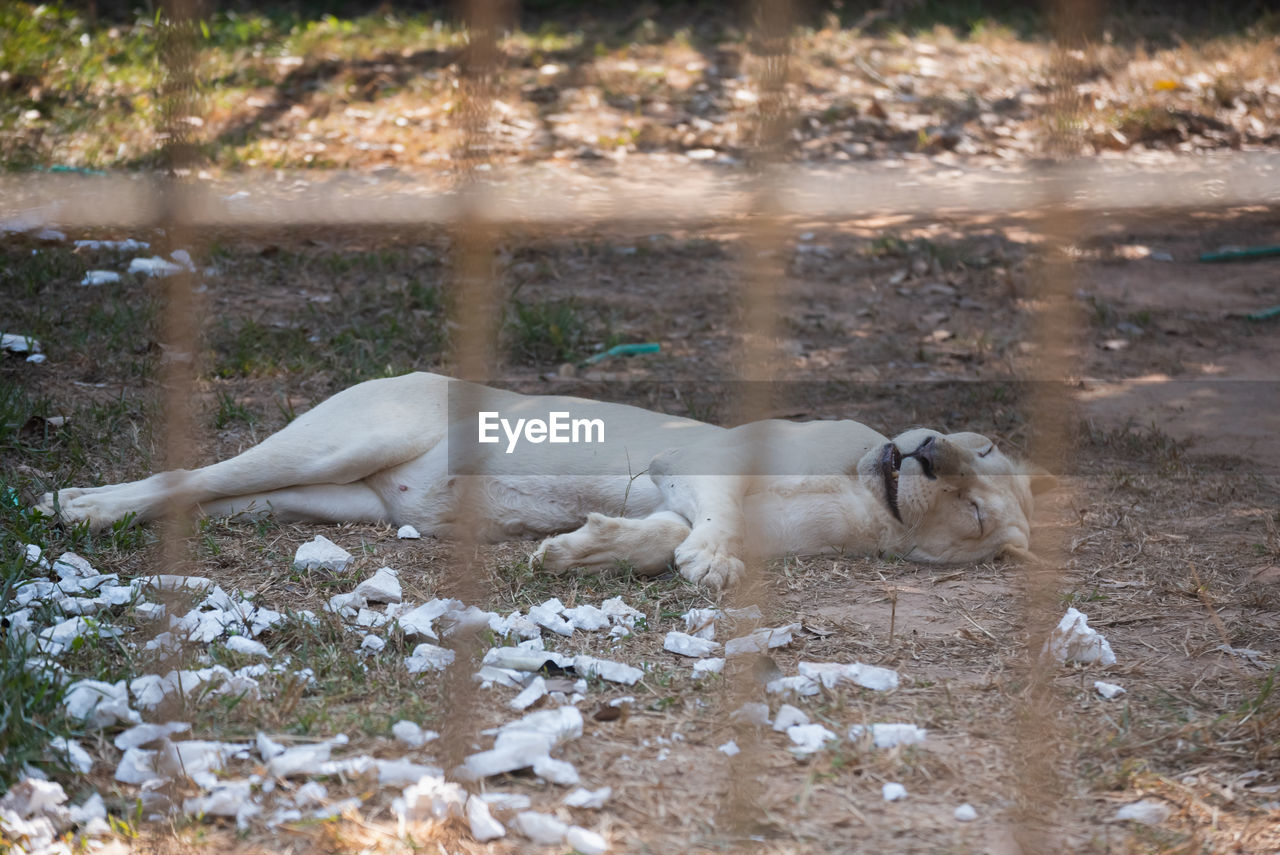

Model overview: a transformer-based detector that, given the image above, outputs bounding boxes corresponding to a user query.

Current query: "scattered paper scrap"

[1045,608,1116,666]
[1095,681,1126,699]
[725,624,800,657]
[293,536,352,572]
[1112,798,1171,826]
[79,271,121,286]
[848,723,927,748]
[664,630,721,658]
[954,803,977,822]
[883,782,907,801]
[563,786,611,809]
[396,524,421,539]
[717,740,740,756]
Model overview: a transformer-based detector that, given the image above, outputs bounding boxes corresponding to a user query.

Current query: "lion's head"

[858,428,1056,563]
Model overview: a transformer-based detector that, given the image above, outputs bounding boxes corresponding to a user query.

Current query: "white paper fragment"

[479,792,533,811]
[48,737,93,774]
[954,803,978,822]
[292,535,353,572]
[75,238,150,252]
[360,634,385,654]
[724,624,800,657]
[68,792,107,831]
[1044,608,1116,666]
[63,679,140,729]
[115,721,190,751]
[600,597,643,628]
[848,723,927,748]
[405,642,455,673]
[717,740,740,756]
[79,270,121,286]
[787,724,837,755]
[2,333,41,354]
[396,524,421,539]
[730,702,771,727]
[532,755,580,786]
[563,603,610,631]
[693,657,725,678]
[400,776,466,821]
[114,748,159,785]
[510,676,548,711]
[52,553,95,578]
[142,574,214,593]
[377,758,442,787]
[563,786,611,809]
[514,811,568,844]
[182,779,254,819]
[772,704,810,732]
[682,607,719,640]
[528,598,574,637]
[466,795,506,841]
[574,655,643,685]
[664,630,721,658]
[267,743,331,778]
[566,826,610,854]
[391,720,437,748]
[354,566,401,603]
[1113,799,1171,825]
[1095,681,1126,699]
[396,598,459,639]
[798,661,900,692]
[128,256,187,278]
[883,782,908,801]
[765,675,821,696]
[484,646,573,672]
[490,611,543,641]
[225,635,270,658]
[255,732,286,761]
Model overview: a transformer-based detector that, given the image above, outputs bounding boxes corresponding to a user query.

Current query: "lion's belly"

[479,476,666,537]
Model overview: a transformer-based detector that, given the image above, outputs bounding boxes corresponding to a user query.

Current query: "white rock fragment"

[466,795,506,841]
[115,721,190,750]
[63,679,140,728]
[883,782,908,802]
[725,624,800,657]
[693,657,725,678]
[51,552,95,578]
[772,704,810,732]
[682,607,719,640]
[515,811,568,844]
[354,566,401,603]
[48,737,93,774]
[848,723,927,748]
[325,592,365,618]
[787,724,837,755]
[391,720,437,748]
[798,661,900,692]
[574,655,643,685]
[566,826,610,854]
[225,635,270,658]
[954,803,978,822]
[292,535,352,572]
[396,524,421,539]
[664,630,721,658]
[717,740,740,756]
[563,786,611,809]
[405,642,455,673]
[1095,681,1126,699]
[79,270,121,286]
[510,676,548,711]
[1112,799,1171,826]
[1044,608,1116,666]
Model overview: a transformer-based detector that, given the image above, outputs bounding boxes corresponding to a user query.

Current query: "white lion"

[38,372,1053,589]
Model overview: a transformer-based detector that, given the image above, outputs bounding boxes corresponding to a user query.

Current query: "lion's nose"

[908,435,939,478]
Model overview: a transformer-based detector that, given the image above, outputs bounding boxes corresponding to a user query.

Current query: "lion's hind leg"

[531,511,691,577]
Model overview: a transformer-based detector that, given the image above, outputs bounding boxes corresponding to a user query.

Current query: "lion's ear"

[1023,463,1058,496]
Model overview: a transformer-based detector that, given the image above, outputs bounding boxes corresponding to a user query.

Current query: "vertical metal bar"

[437,0,502,777]
[719,0,793,835]
[1011,0,1096,847]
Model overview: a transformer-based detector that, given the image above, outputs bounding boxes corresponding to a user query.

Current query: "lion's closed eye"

[969,499,984,536]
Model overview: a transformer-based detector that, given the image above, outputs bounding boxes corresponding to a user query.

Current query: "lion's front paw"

[674,535,745,592]
[529,535,568,573]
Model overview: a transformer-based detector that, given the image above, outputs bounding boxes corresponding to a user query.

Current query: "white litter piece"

[563,786,611,809]
[51,552,95,578]
[498,706,584,746]
[1095,681,1126,699]
[2,333,41,354]
[682,607,719,640]
[439,604,497,637]
[25,353,46,363]
[391,720,438,748]
[267,743,332,778]
[528,597,574,636]
[354,567,401,603]
[114,721,190,751]
[566,826,609,854]
[787,724,837,755]
[514,811,568,845]
[377,758,443,787]
[466,795,506,841]
[292,535,353,572]
[74,238,150,252]
[479,792,533,811]
[128,256,187,278]
[564,603,610,631]
[79,270,121,286]
[356,608,389,628]
[730,702,771,727]
[848,723,927,748]
[510,676,548,711]
[490,610,543,640]
[114,748,159,785]
[326,592,365,618]
[484,646,573,672]
[405,642,455,673]
[63,679,140,728]
[724,623,800,657]
[48,737,93,774]
[1112,798,1171,825]
[396,524,421,539]
[255,732,286,761]
[798,661,900,692]
[396,598,459,639]
[954,803,978,822]
[532,755,580,785]
[159,739,248,783]
[574,655,643,685]
[664,630,721,658]
[725,605,764,620]
[765,675,821,696]
[718,740,740,756]
[68,792,108,833]
[883,782,908,802]
[142,574,214,593]
[400,775,466,821]
[693,657,725,678]
[772,704,810,732]
[293,782,327,806]
[1044,608,1116,666]
[225,636,270,658]
[600,597,643,628]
